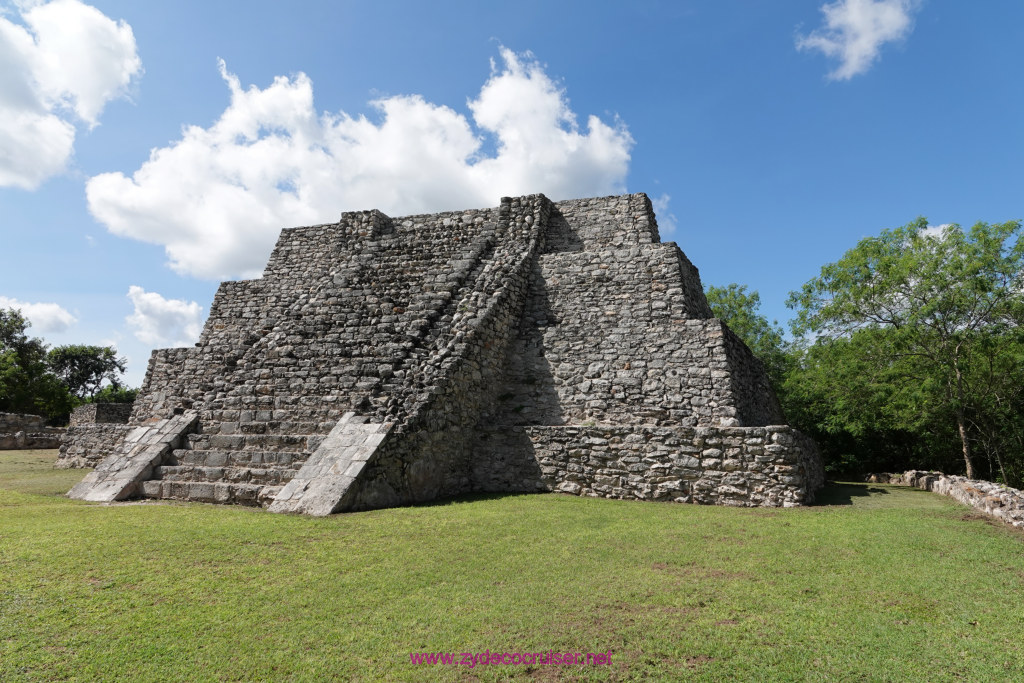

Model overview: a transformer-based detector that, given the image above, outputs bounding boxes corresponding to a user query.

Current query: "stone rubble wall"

[0,412,63,450]
[55,424,134,468]
[69,403,133,427]
[130,205,505,431]
[488,195,783,430]
[866,470,1024,528]
[339,195,551,511]
[473,424,823,507]
[719,324,785,427]
[0,412,48,432]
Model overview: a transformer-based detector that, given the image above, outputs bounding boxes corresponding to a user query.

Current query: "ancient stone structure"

[69,403,134,427]
[56,403,134,469]
[0,412,63,450]
[866,470,1024,528]
[68,193,823,514]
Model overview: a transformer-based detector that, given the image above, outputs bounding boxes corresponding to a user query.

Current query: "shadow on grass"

[812,481,890,506]
[397,491,537,511]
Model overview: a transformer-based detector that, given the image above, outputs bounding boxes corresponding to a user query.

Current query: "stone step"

[140,481,282,507]
[140,480,282,507]
[154,465,295,486]
[184,433,313,452]
[170,448,310,468]
[197,420,335,436]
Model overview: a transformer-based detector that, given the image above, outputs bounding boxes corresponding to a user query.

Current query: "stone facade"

[67,193,823,514]
[69,403,134,427]
[55,403,134,468]
[866,470,1024,528]
[0,412,63,450]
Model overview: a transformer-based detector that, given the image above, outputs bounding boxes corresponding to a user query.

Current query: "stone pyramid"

[69,193,823,514]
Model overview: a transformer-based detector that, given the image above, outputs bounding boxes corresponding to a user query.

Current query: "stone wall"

[0,412,63,450]
[473,424,823,507]
[866,470,1024,528]
[56,424,134,468]
[487,199,783,430]
[0,412,47,432]
[69,403,133,427]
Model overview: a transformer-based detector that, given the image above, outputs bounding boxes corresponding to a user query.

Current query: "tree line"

[0,309,135,423]
[707,217,1024,488]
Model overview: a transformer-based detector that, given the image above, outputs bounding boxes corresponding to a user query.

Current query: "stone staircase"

[139,421,321,507]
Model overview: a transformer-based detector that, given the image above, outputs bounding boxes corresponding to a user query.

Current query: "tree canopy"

[0,308,132,422]
[47,345,126,400]
[786,218,1024,482]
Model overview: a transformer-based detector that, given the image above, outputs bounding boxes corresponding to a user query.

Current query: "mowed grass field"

[2,450,1023,682]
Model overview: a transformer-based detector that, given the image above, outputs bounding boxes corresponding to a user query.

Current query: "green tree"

[90,384,138,404]
[0,308,73,417]
[705,283,789,389]
[787,218,1024,480]
[47,344,126,400]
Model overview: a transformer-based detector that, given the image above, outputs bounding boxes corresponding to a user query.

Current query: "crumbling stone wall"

[866,470,1024,528]
[0,412,63,450]
[55,403,134,467]
[67,192,822,513]
[56,424,133,468]
[69,403,133,426]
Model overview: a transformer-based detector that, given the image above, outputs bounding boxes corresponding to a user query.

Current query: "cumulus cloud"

[650,193,677,235]
[797,0,919,80]
[86,48,634,280]
[0,295,77,333]
[0,0,141,189]
[125,286,203,347]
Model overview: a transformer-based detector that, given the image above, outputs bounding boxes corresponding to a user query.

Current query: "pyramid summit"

[66,193,823,514]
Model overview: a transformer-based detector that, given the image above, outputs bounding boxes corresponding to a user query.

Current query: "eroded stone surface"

[866,470,1024,528]
[65,193,823,513]
[0,412,63,450]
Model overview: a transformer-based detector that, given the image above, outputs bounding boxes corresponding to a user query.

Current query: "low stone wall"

[69,403,133,427]
[0,412,64,450]
[475,424,824,507]
[0,431,63,449]
[0,412,48,432]
[866,470,1024,528]
[56,424,134,468]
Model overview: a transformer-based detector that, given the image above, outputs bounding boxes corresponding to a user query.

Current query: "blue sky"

[1,0,1021,387]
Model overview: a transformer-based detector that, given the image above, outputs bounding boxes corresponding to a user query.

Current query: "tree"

[705,283,789,390]
[0,308,72,417]
[47,344,126,400]
[90,384,138,404]
[787,218,1024,480]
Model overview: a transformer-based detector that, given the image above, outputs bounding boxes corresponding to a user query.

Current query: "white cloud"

[125,286,203,347]
[0,295,77,333]
[921,223,953,239]
[650,193,677,235]
[86,48,634,280]
[797,0,919,80]
[0,0,141,189]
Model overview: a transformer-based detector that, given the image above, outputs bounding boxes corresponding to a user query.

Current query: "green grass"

[2,450,1023,682]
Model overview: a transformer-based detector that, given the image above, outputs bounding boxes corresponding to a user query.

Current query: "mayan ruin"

[66,193,824,515]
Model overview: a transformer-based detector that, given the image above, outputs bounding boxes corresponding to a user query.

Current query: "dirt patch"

[651,562,750,581]
[685,655,715,668]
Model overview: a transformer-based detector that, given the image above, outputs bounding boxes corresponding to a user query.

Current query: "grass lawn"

[1,450,1023,682]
